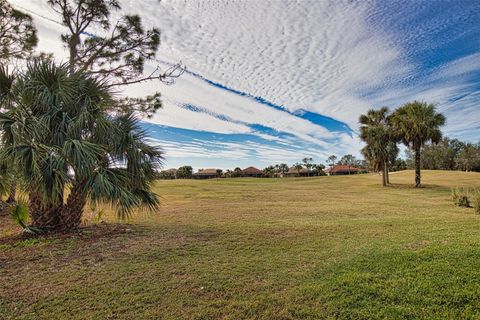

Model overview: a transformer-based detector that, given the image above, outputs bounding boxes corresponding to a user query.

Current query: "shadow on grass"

[387,183,443,190]
[0,221,142,247]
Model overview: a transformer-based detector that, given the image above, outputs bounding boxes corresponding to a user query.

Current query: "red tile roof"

[326,165,361,173]
[242,166,263,174]
[194,168,219,175]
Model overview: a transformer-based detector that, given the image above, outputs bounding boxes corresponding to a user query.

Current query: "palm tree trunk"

[415,144,421,187]
[60,181,87,230]
[29,192,62,230]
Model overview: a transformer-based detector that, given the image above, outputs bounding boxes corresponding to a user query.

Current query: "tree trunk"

[68,33,80,74]
[381,164,387,187]
[6,183,16,203]
[29,193,62,231]
[415,144,421,187]
[386,163,390,185]
[59,181,87,231]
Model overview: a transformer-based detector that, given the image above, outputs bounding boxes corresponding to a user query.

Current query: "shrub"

[451,187,471,207]
[11,199,40,234]
[472,190,480,214]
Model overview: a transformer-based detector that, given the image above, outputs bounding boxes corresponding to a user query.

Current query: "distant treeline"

[404,138,480,172]
[158,155,369,179]
[159,137,480,180]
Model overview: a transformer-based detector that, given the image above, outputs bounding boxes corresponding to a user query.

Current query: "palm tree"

[263,166,275,178]
[0,60,163,231]
[359,107,393,186]
[278,163,289,176]
[233,167,242,177]
[391,101,445,187]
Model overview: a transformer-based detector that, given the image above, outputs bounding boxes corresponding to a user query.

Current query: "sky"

[10,0,480,170]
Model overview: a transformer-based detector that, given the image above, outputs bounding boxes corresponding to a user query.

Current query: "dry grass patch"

[2,170,480,319]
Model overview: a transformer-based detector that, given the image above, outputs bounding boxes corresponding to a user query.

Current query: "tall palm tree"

[0,59,163,231]
[359,107,393,186]
[391,101,445,187]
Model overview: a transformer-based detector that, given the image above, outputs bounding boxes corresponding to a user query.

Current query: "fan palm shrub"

[0,59,163,232]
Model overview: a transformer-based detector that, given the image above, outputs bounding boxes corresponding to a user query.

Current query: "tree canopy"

[359,107,396,186]
[0,0,38,63]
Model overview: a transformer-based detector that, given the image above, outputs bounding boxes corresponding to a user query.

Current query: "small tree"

[232,167,242,178]
[313,164,326,176]
[263,165,275,178]
[391,101,446,187]
[158,170,175,180]
[176,166,193,179]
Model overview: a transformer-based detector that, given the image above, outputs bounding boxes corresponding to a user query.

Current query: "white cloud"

[10,0,480,167]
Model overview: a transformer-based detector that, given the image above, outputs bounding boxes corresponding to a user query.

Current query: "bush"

[11,199,40,234]
[451,188,471,207]
[472,190,480,214]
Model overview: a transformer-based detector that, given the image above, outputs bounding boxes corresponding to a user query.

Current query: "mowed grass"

[2,170,480,319]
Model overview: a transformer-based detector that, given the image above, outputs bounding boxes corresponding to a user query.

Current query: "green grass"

[1,170,480,319]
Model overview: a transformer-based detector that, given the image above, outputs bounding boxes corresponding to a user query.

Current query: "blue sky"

[12,0,480,170]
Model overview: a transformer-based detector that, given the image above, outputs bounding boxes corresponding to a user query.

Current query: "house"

[242,166,264,177]
[193,168,219,179]
[325,165,365,175]
[284,166,314,177]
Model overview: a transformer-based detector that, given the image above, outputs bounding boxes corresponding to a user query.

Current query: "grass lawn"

[1,170,480,319]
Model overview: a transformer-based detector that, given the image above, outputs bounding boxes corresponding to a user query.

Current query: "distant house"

[242,166,264,177]
[285,166,314,177]
[193,168,219,179]
[325,165,366,175]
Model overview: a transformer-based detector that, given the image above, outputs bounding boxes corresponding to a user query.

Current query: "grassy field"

[1,170,480,319]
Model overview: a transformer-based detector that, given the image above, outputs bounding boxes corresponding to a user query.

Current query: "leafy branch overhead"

[0,0,38,63]
[48,0,184,116]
